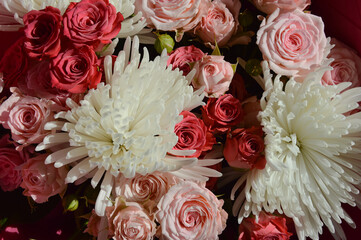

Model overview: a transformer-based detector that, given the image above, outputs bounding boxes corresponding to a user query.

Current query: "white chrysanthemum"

[0,0,146,37]
[36,36,221,216]
[231,62,361,240]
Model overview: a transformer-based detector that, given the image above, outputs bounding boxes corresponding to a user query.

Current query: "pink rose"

[0,134,27,191]
[0,37,27,97]
[106,198,156,240]
[20,154,67,203]
[63,0,124,49]
[257,9,329,79]
[195,0,236,47]
[173,111,216,158]
[239,212,292,240]
[252,0,310,15]
[84,210,102,237]
[192,55,234,97]
[23,6,62,59]
[114,172,181,211]
[223,127,266,170]
[155,181,227,240]
[50,45,102,93]
[0,90,55,147]
[167,45,205,76]
[322,38,361,90]
[202,94,244,133]
[135,0,208,40]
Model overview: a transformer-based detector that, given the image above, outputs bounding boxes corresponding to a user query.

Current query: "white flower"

[36,36,221,217]
[231,61,361,240]
[0,0,146,38]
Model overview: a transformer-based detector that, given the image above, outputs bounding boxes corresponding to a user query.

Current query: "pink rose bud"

[239,212,292,240]
[23,6,62,59]
[202,94,244,133]
[155,181,228,240]
[322,38,361,90]
[105,198,156,240]
[173,111,216,158]
[0,90,55,148]
[167,45,205,76]
[224,127,266,170]
[50,45,102,94]
[195,0,236,47]
[63,0,124,49]
[20,154,67,203]
[252,0,310,15]
[192,55,234,97]
[257,9,329,80]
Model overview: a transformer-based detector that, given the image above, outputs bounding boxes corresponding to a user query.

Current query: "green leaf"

[154,33,175,54]
[211,41,222,56]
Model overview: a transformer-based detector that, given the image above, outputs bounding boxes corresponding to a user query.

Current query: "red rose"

[167,45,205,76]
[228,73,248,102]
[224,126,266,170]
[23,6,62,59]
[63,0,124,49]
[239,212,292,240]
[0,37,27,97]
[202,94,244,132]
[50,45,102,93]
[173,111,216,158]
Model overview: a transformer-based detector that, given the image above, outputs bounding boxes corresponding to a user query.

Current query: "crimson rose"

[202,94,243,132]
[63,0,124,49]
[50,45,101,93]
[173,111,215,158]
[224,126,266,170]
[23,6,62,59]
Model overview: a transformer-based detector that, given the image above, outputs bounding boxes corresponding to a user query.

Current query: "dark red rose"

[224,126,265,170]
[63,0,124,49]
[239,212,292,240]
[23,6,62,59]
[0,37,27,97]
[173,111,216,158]
[167,45,205,76]
[228,72,248,102]
[50,45,102,93]
[202,94,244,132]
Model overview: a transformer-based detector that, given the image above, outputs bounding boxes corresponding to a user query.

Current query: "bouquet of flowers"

[0,0,360,239]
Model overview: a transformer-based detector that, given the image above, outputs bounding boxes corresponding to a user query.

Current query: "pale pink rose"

[167,45,205,76]
[192,55,234,97]
[195,0,236,47]
[155,181,228,240]
[20,154,67,203]
[257,9,330,79]
[0,89,55,148]
[322,38,361,90]
[252,0,310,14]
[0,134,27,192]
[114,172,181,212]
[135,0,208,40]
[106,198,156,240]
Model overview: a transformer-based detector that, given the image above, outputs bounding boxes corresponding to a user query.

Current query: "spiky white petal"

[37,36,213,216]
[232,61,361,240]
[0,0,146,37]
